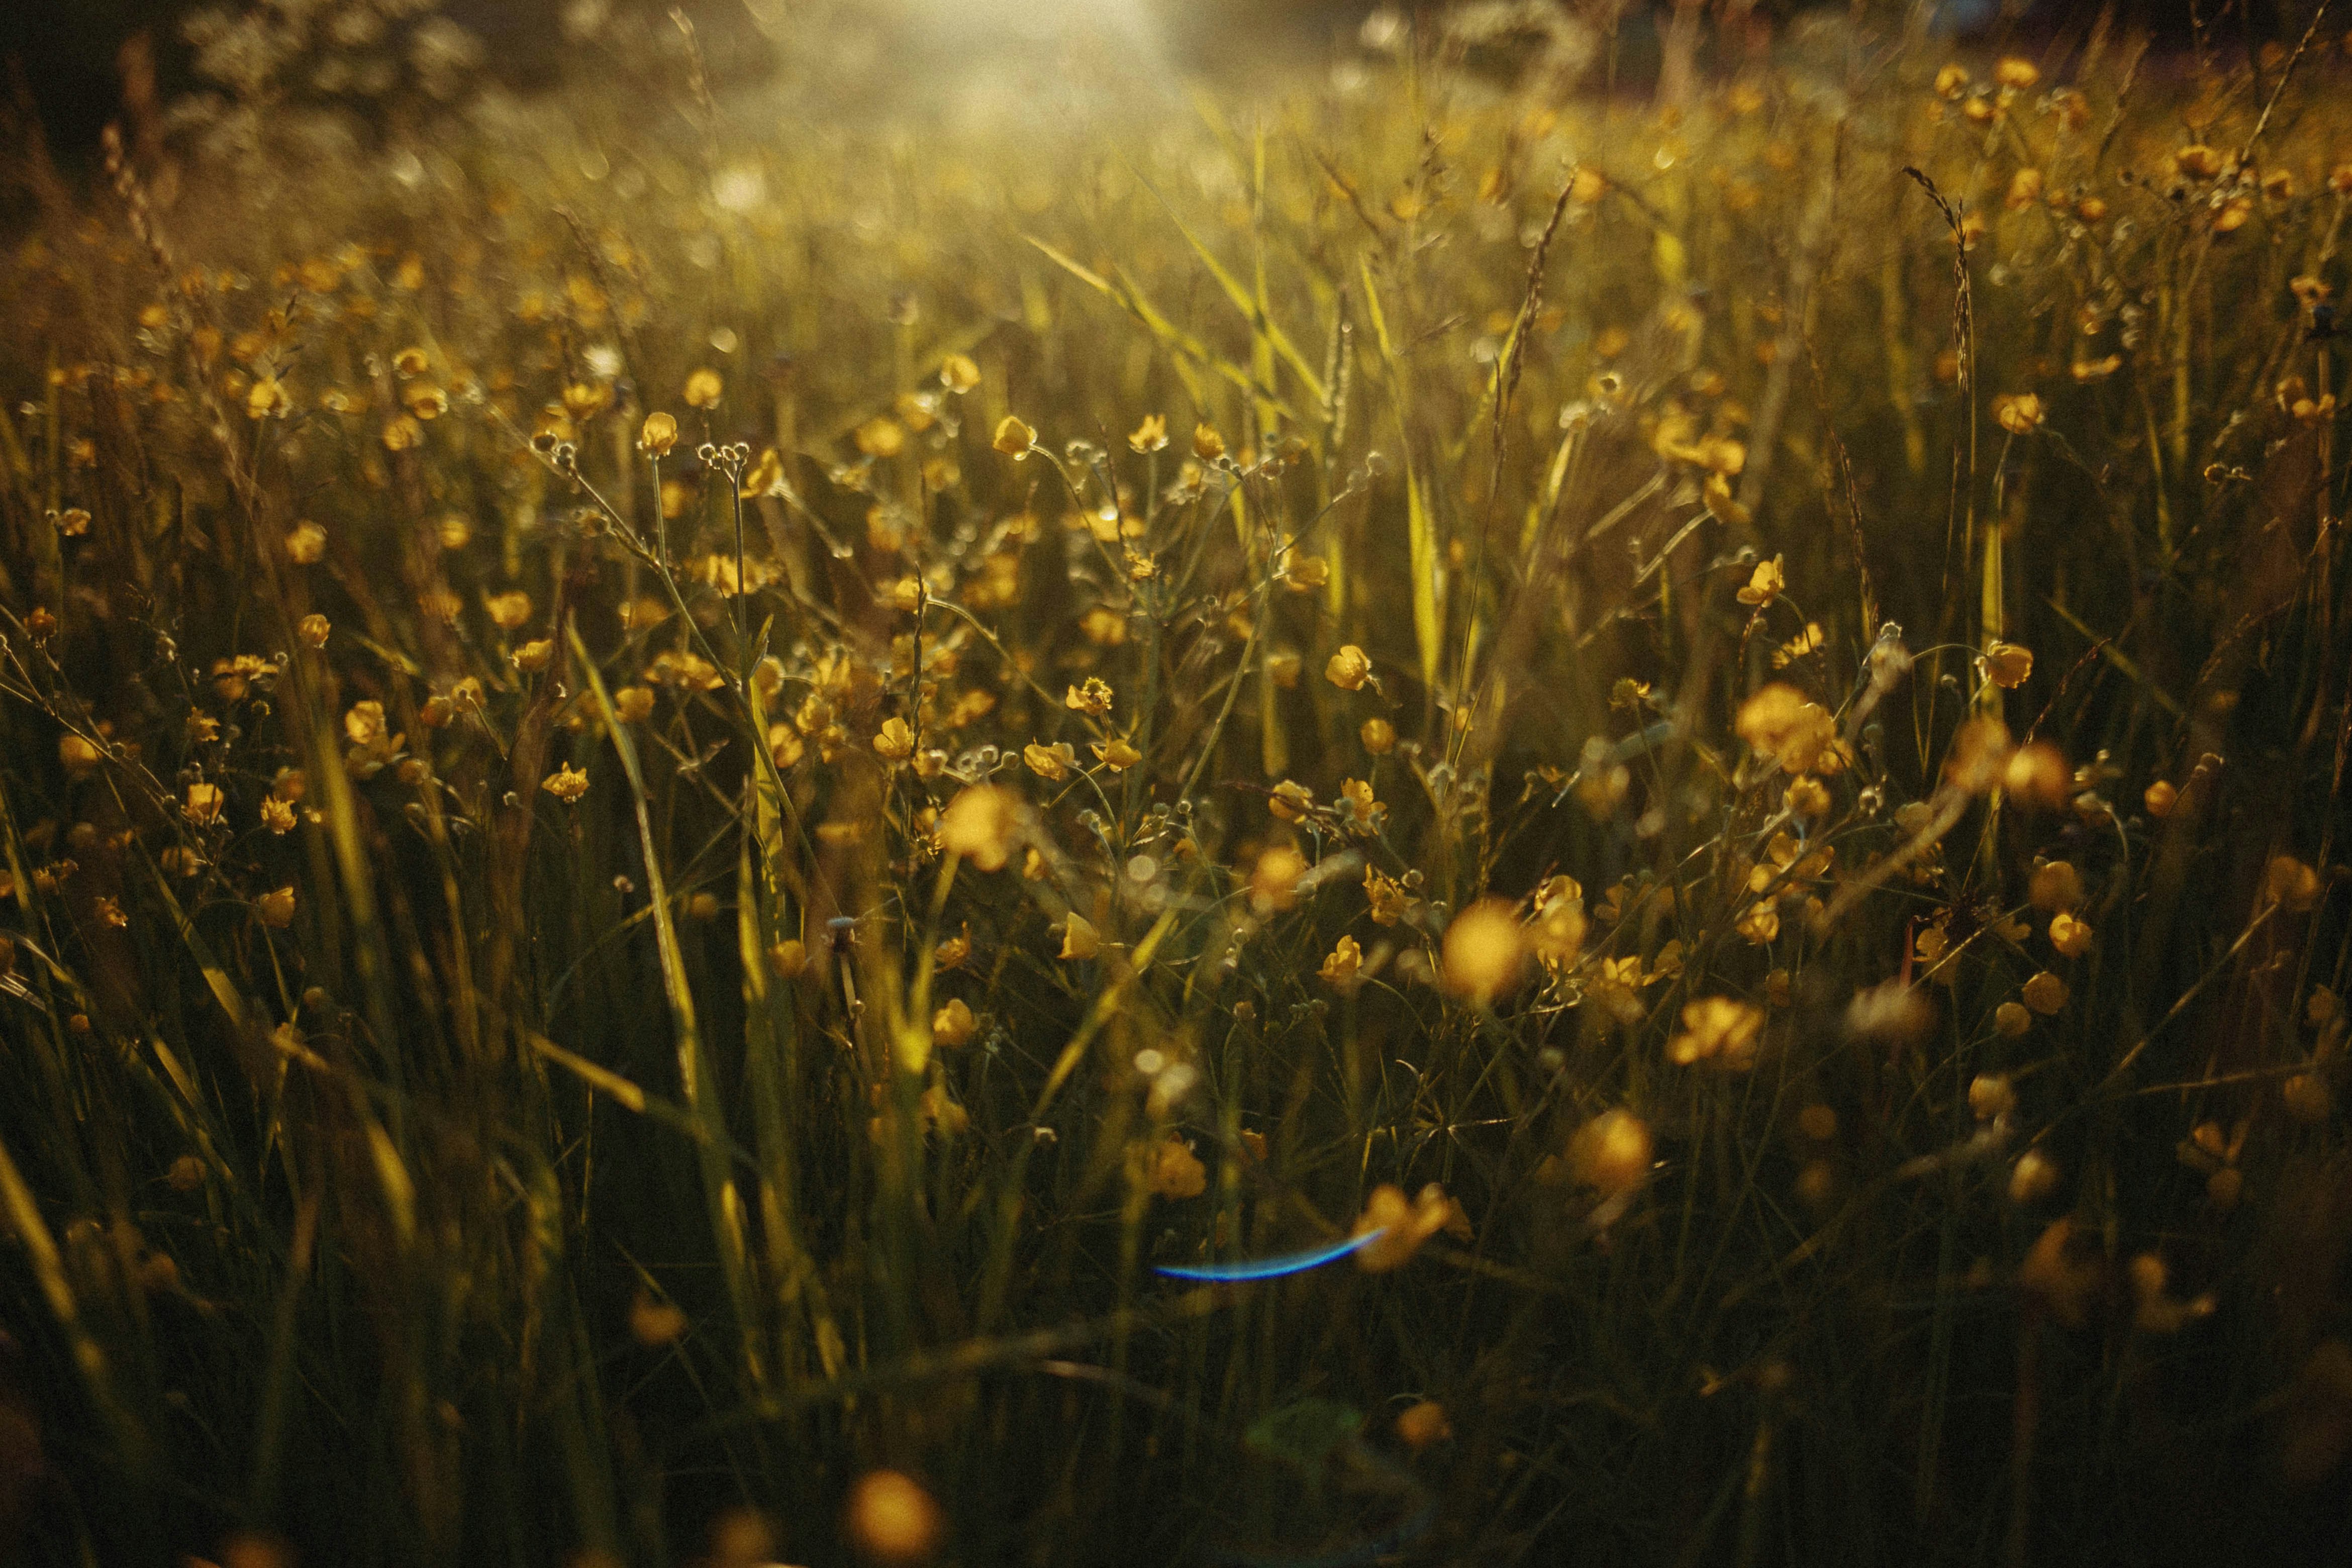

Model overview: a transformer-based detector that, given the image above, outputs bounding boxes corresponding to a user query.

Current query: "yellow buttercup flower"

[1441,900,1525,1004]
[993,415,1036,455]
[1993,393,2043,434]
[940,786,1016,871]
[542,763,590,804]
[939,353,981,394]
[1735,553,1784,607]
[1024,741,1075,781]
[1668,996,1765,1068]
[1326,644,1372,691]
[1059,913,1101,961]
[1352,1182,1469,1272]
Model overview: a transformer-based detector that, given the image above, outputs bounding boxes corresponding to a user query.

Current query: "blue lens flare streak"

[1151,1227,1385,1282]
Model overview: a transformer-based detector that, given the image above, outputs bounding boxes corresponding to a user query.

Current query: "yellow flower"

[1352,1181,1469,1272]
[381,415,424,451]
[628,1292,687,1347]
[767,939,808,979]
[931,997,978,1047]
[1319,934,1363,987]
[1735,683,1843,774]
[614,686,655,724]
[260,797,298,834]
[739,446,784,497]
[1364,867,1408,926]
[1569,1109,1653,1195]
[2144,779,2178,818]
[1734,902,1780,945]
[339,703,388,753]
[2283,1073,2332,1123]
[297,613,330,649]
[1668,996,1766,1068]
[1993,56,2039,90]
[872,717,916,763]
[1250,845,1307,914]
[1145,1136,1207,1200]
[1983,640,2034,689]
[683,368,723,409]
[2002,740,2070,809]
[1127,413,1168,452]
[844,1470,943,1564]
[1338,778,1385,835]
[511,638,552,673]
[561,381,612,422]
[285,521,327,563]
[1360,717,1397,755]
[2265,855,2322,913]
[1064,676,1113,717]
[2049,910,2094,957]
[184,782,225,824]
[1079,606,1128,646]
[1441,900,1525,1004]
[1969,1073,2018,1122]
[1735,553,1784,607]
[485,590,533,631]
[58,733,101,777]
[2005,167,2044,210]
[855,417,907,458]
[766,722,805,769]
[1192,422,1226,461]
[638,411,678,456]
[1942,715,2014,794]
[1395,1401,1452,1450]
[1934,62,1971,99]
[246,376,289,420]
[542,763,590,804]
[2028,859,2084,911]
[1529,879,1586,964]
[1091,736,1142,771]
[2021,970,2069,1015]
[1059,913,1101,961]
[2010,1154,2062,1208]
[939,353,981,394]
[1024,741,1075,781]
[992,414,1036,455]
[1267,780,1313,824]
[1784,775,1830,818]
[1326,644,1373,691]
[256,885,297,928]
[1993,393,2044,434]
[940,785,1017,871]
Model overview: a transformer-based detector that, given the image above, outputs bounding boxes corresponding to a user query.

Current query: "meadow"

[2,3,2349,1564]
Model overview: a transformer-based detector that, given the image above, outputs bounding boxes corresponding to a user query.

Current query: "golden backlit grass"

[1,7,2350,1565]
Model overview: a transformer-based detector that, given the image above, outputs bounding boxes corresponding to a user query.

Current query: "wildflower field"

[2,2,2350,1563]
